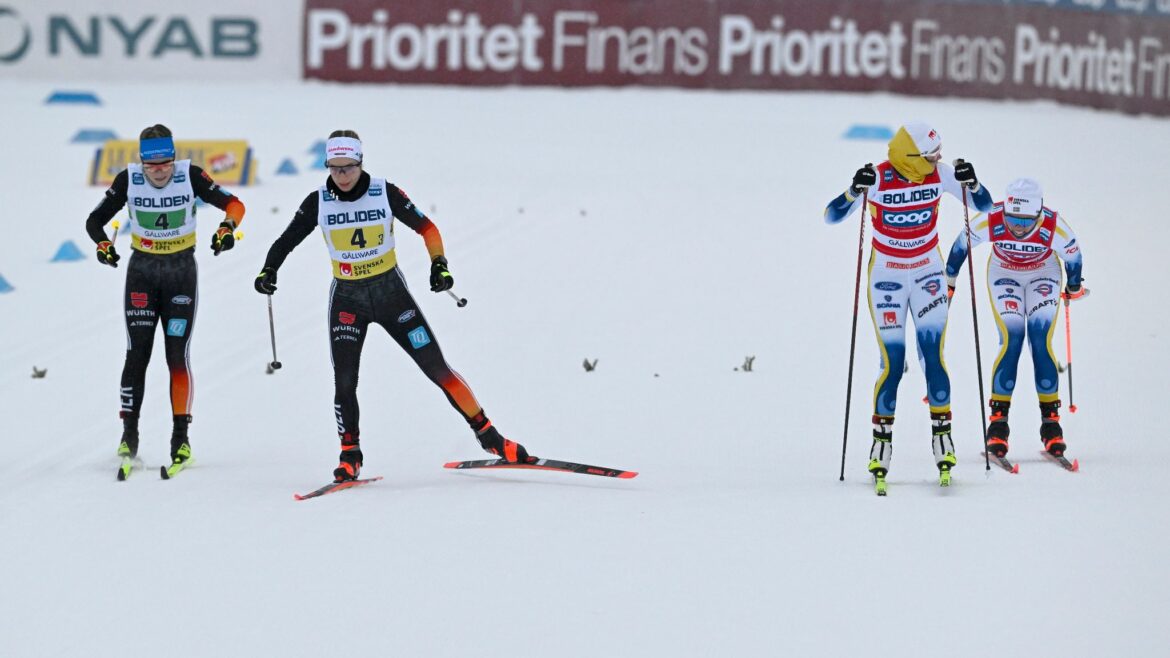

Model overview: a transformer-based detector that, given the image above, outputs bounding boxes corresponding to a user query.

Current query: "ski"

[116,456,142,481]
[981,452,1020,474]
[444,457,638,479]
[1040,451,1080,472]
[294,476,383,501]
[160,458,194,480]
[939,469,953,487]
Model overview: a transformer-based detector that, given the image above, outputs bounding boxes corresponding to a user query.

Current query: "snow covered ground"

[0,80,1166,657]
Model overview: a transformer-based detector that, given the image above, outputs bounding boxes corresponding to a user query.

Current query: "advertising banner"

[301,0,1170,116]
[0,0,302,81]
[89,139,256,187]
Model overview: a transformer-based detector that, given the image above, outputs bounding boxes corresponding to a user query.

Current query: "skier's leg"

[328,280,371,480]
[867,253,910,475]
[377,270,528,462]
[159,253,197,461]
[908,260,953,470]
[118,255,158,457]
[986,265,1028,455]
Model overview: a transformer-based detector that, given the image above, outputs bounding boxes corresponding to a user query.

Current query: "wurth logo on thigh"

[339,311,355,325]
[130,292,148,308]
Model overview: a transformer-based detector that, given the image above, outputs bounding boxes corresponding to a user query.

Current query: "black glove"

[96,241,120,268]
[255,267,278,294]
[211,220,236,255]
[851,164,876,194]
[430,256,454,292]
[953,159,978,189]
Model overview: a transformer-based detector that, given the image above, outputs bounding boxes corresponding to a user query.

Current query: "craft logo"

[339,311,356,325]
[130,292,148,308]
[921,279,941,296]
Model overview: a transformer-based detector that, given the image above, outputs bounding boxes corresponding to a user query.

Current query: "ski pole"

[839,180,869,481]
[957,161,990,472]
[1064,296,1077,413]
[266,294,282,374]
[111,219,121,242]
[446,289,468,308]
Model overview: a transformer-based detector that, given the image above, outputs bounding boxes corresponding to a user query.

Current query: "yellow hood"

[887,124,939,183]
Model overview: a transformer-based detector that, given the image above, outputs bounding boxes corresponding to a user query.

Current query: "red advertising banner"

[302,0,1170,116]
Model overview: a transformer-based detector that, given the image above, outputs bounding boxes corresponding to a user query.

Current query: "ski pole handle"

[446,290,468,307]
[111,220,121,242]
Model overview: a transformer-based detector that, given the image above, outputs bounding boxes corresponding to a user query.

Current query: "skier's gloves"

[96,241,120,268]
[953,159,979,189]
[851,164,877,195]
[1061,284,1088,301]
[255,267,278,295]
[430,256,454,292]
[211,220,236,255]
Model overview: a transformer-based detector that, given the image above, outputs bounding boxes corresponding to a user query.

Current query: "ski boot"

[162,415,194,479]
[472,416,529,464]
[870,415,893,496]
[116,412,141,481]
[333,432,363,482]
[1040,401,1066,457]
[986,400,1011,457]
[932,411,957,487]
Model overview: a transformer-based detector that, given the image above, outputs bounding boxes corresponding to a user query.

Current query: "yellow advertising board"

[90,140,257,187]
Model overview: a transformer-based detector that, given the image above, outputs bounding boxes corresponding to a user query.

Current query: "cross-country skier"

[254,130,529,483]
[824,121,993,488]
[944,177,1086,459]
[85,124,246,477]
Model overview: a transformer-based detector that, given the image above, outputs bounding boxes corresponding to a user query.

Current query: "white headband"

[325,136,362,163]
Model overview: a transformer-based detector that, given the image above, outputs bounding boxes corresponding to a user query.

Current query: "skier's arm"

[824,188,863,225]
[824,165,877,225]
[1053,213,1084,289]
[261,192,319,271]
[190,165,245,227]
[939,162,993,212]
[85,170,129,244]
[945,216,990,281]
[389,184,445,260]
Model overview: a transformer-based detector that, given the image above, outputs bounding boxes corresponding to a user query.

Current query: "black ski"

[294,476,383,501]
[1040,451,1079,472]
[444,457,638,479]
[981,452,1019,474]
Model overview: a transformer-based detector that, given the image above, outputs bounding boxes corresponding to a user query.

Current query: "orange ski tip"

[443,461,461,469]
[618,471,638,479]
[1011,464,1020,474]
